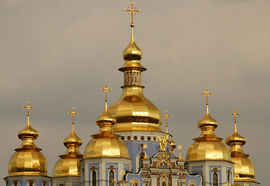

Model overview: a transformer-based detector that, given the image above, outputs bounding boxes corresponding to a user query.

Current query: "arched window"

[227,172,230,183]
[92,170,97,186]
[109,170,114,186]
[139,156,144,169]
[162,181,166,186]
[213,172,218,186]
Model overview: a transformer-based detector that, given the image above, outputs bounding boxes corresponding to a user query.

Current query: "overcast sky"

[0,0,269,185]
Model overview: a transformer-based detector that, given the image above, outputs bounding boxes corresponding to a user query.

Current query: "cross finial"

[101,84,112,111]
[163,111,172,133]
[231,109,240,133]
[123,0,142,28]
[68,107,79,133]
[201,88,213,112]
[23,101,34,126]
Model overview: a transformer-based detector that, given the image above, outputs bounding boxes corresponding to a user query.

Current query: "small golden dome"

[18,124,39,139]
[232,155,256,182]
[8,102,48,176]
[9,150,48,176]
[108,87,162,132]
[64,132,82,145]
[123,28,142,61]
[84,109,129,159]
[197,110,218,128]
[53,108,83,177]
[226,111,256,182]
[225,132,246,146]
[120,28,146,71]
[186,141,231,162]
[53,158,81,177]
[186,90,231,162]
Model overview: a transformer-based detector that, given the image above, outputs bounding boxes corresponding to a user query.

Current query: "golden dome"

[197,109,218,128]
[84,91,130,159]
[186,141,231,162]
[231,155,256,182]
[8,102,48,176]
[123,28,142,60]
[108,87,162,132]
[226,110,256,182]
[53,108,83,177]
[186,89,231,162]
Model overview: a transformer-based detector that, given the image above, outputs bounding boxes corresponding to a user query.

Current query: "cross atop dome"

[123,0,142,27]
[23,101,34,126]
[231,109,240,133]
[68,108,79,133]
[101,84,112,111]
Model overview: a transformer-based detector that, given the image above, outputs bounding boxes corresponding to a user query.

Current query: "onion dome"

[226,110,256,182]
[53,108,83,177]
[84,85,130,159]
[108,5,162,132]
[120,28,144,70]
[8,102,48,176]
[186,89,231,162]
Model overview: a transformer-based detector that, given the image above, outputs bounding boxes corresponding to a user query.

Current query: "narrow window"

[213,172,218,186]
[109,170,114,186]
[162,181,166,186]
[227,172,230,183]
[92,170,97,186]
[139,156,144,169]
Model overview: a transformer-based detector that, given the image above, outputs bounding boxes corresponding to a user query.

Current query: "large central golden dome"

[108,87,162,132]
[108,28,162,132]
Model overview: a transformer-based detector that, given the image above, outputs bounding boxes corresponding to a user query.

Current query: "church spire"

[120,0,146,87]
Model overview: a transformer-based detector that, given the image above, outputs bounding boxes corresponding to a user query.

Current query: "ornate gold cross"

[68,108,79,132]
[123,0,142,27]
[163,111,172,133]
[200,88,213,105]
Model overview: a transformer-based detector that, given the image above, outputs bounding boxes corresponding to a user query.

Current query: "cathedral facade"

[4,1,259,186]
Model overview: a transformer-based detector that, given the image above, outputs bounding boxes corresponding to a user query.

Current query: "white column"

[221,165,226,186]
[100,162,106,186]
[204,165,209,186]
[171,175,178,186]
[150,175,158,186]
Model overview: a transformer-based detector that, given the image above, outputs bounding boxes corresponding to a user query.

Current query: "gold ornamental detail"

[158,134,169,152]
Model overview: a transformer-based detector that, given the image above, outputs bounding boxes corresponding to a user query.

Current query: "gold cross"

[123,0,142,27]
[201,88,213,106]
[23,101,34,116]
[68,108,79,132]
[23,101,34,126]
[101,84,112,111]
[232,109,240,124]
[163,111,172,133]
[231,109,240,133]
